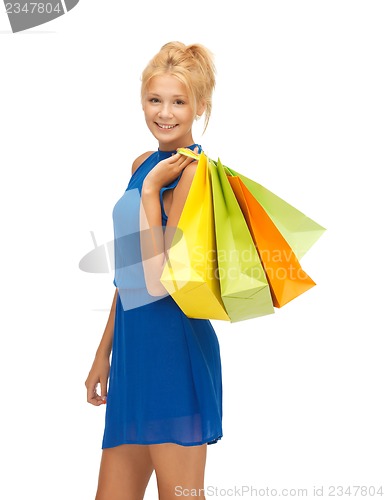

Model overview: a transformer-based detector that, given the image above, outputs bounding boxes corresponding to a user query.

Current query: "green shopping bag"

[222,165,326,260]
[209,158,275,322]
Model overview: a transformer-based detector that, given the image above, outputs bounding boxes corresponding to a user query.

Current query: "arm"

[95,287,118,358]
[139,158,198,296]
[93,154,151,355]
[84,153,155,405]
[139,185,166,296]
[85,288,118,405]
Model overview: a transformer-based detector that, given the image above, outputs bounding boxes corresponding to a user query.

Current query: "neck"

[158,133,195,152]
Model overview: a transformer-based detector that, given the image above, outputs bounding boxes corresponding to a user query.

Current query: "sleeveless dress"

[101,144,223,448]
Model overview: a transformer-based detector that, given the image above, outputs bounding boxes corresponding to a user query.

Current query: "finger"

[100,379,108,404]
[94,382,105,404]
[178,158,191,170]
[172,155,190,169]
[169,152,181,163]
[183,155,196,167]
[86,381,106,406]
[86,382,99,405]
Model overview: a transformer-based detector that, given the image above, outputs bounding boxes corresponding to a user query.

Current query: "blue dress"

[102,144,223,448]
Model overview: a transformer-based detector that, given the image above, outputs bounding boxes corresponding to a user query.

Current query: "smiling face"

[142,74,205,151]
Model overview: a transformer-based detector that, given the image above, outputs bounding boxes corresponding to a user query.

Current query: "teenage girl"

[85,41,222,500]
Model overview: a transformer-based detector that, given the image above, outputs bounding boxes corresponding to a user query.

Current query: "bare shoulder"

[131,151,155,176]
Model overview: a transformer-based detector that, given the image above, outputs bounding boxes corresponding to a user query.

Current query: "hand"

[143,146,199,192]
[85,354,110,406]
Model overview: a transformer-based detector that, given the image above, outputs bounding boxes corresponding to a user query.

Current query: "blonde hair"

[141,41,216,133]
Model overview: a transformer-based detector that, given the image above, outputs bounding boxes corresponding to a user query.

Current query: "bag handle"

[178,149,233,177]
[208,157,233,176]
[177,147,200,161]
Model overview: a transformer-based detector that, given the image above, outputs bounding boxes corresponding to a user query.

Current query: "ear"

[196,100,206,117]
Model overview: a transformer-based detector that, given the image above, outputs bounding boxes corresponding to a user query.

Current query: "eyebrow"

[147,93,188,98]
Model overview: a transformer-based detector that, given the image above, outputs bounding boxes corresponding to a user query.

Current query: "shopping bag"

[223,165,326,260]
[174,148,325,320]
[160,152,230,321]
[209,158,275,322]
[227,174,316,307]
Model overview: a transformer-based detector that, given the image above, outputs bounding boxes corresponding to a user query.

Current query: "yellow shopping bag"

[160,152,230,320]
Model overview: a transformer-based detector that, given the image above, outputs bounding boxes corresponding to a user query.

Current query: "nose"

[158,103,173,119]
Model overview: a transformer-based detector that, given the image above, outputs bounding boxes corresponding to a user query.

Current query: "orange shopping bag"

[227,175,316,307]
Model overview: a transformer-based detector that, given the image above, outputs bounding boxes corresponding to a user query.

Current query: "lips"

[155,123,178,130]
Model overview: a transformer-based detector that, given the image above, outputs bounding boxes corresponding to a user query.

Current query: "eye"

[149,98,160,103]
[175,100,185,105]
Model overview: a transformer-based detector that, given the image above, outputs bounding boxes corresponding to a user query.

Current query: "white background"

[1,1,384,498]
